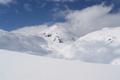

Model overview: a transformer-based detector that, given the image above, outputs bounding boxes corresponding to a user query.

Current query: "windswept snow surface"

[1,25,120,64]
[0,49,120,80]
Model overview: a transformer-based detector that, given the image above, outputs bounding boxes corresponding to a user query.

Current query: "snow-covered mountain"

[1,25,120,64]
[0,49,120,80]
[11,24,76,56]
[0,29,51,56]
[0,24,76,57]
[12,25,76,43]
[60,27,120,64]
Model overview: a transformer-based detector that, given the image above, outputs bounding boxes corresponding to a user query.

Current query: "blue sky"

[0,0,120,31]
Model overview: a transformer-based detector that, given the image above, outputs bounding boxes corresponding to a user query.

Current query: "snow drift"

[0,49,120,80]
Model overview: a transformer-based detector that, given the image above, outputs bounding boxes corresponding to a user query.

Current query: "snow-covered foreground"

[0,49,120,80]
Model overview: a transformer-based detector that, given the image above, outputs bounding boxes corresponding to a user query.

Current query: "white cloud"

[24,3,32,12]
[59,5,120,37]
[46,0,77,2]
[0,0,13,5]
[16,4,120,38]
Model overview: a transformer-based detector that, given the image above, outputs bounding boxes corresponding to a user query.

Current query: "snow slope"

[0,29,51,56]
[0,49,120,80]
[59,27,120,64]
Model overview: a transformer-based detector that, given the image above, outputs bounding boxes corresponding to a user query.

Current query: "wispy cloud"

[0,0,14,5]
[46,0,78,2]
[62,4,120,37]
[24,3,32,12]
